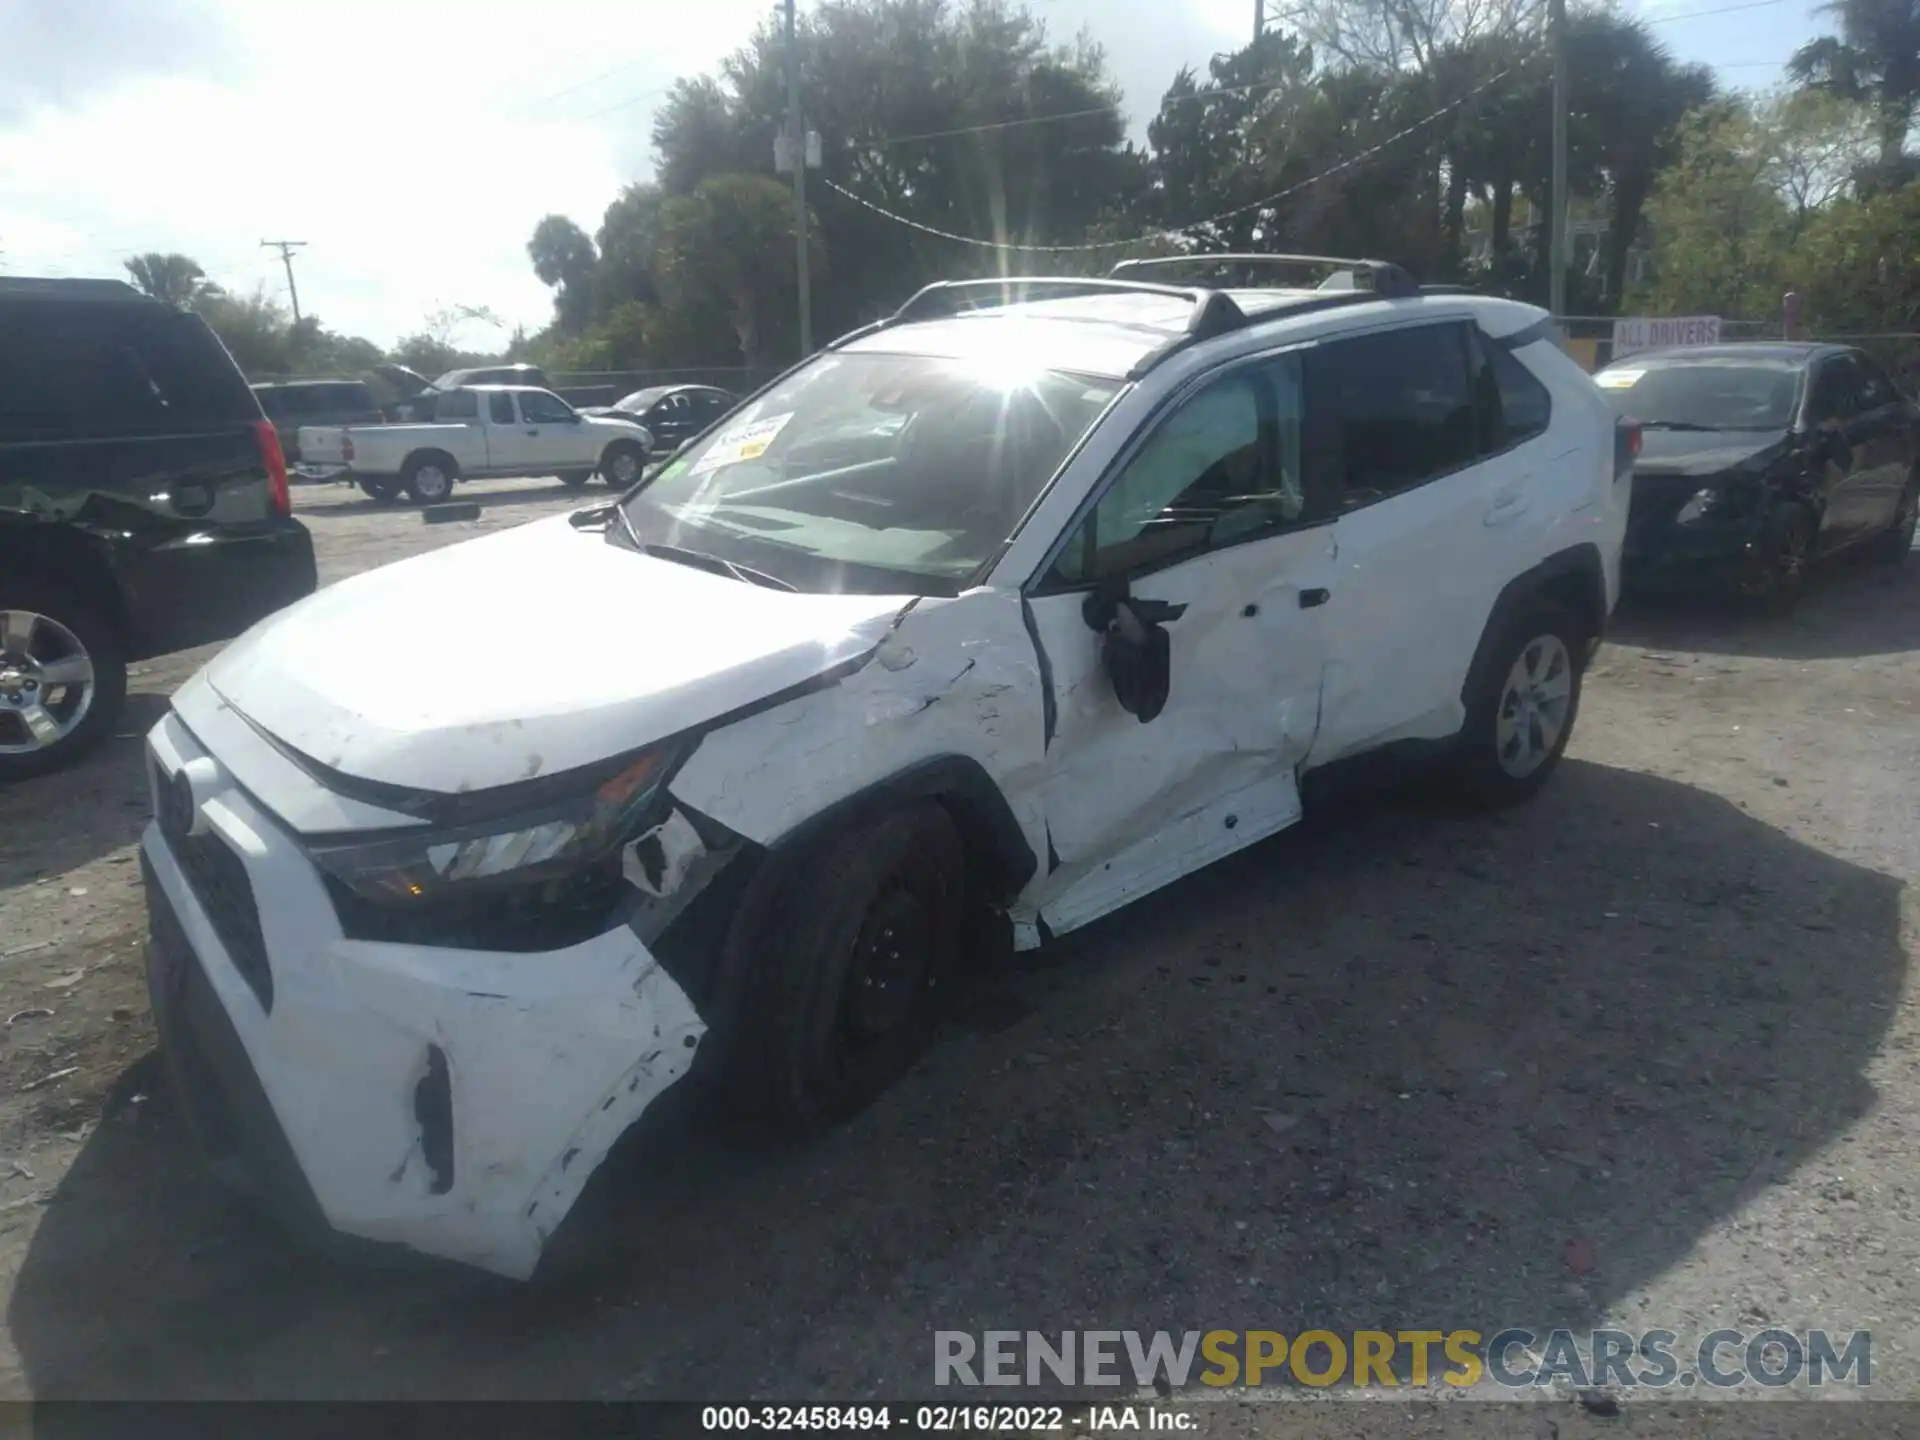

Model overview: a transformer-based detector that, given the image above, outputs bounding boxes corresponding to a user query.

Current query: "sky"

[0,0,1832,350]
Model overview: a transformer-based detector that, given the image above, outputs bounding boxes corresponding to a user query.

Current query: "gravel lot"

[0,476,1916,1415]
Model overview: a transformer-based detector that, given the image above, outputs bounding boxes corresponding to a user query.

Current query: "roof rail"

[1110,253,1420,299]
[831,276,1252,349]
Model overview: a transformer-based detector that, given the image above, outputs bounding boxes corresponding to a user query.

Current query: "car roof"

[835,287,1542,379]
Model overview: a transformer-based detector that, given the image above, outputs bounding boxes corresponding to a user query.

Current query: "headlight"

[1675,487,1719,524]
[308,746,678,904]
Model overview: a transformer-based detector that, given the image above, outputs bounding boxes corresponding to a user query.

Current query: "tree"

[650,0,1139,336]
[194,286,294,376]
[655,174,824,367]
[527,215,600,330]
[124,252,221,308]
[1793,180,1920,335]
[1789,0,1920,183]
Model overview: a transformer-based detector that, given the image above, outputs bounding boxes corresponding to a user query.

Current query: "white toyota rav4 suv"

[140,258,1631,1278]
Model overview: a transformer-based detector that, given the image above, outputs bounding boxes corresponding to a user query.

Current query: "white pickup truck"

[298,385,654,504]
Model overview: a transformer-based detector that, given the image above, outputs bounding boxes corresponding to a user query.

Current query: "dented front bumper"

[139,710,707,1279]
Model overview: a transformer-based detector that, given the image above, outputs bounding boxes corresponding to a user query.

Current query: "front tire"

[1741,503,1814,614]
[600,441,645,490]
[0,581,127,782]
[401,453,456,504]
[737,802,966,1128]
[1452,598,1583,808]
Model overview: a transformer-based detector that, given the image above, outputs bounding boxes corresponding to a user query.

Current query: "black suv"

[0,278,318,779]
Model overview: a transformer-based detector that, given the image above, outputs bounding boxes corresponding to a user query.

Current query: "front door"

[512,389,594,475]
[1020,350,1333,938]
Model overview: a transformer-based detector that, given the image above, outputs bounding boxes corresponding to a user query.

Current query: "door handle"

[1484,493,1530,527]
[1299,587,1330,608]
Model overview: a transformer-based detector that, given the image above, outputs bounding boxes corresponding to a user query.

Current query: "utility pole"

[1547,0,1568,318]
[783,0,812,356]
[1254,0,1265,44]
[261,239,308,326]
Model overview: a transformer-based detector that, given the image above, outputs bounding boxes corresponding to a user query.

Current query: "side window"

[1811,359,1863,422]
[520,389,574,424]
[1306,324,1477,511]
[1853,353,1898,410]
[1473,332,1552,451]
[1048,355,1306,585]
[437,390,479,421]
[487,392,516,424]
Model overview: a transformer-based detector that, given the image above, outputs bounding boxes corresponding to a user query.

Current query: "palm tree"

[1790,0,1920,179]
[122,252,221,308]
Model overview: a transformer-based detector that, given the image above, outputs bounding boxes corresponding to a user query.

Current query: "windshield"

[1597,362,1801,430]
[615,386,672,414]
[618,352,1121,596]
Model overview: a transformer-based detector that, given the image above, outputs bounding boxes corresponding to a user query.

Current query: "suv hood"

[205,514,912,795]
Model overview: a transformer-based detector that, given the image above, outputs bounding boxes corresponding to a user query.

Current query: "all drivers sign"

[1610,315,1722,358]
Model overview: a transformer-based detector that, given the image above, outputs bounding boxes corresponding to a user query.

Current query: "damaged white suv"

[140,258,1630,1278]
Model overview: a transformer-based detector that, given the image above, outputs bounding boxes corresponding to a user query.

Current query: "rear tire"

[0,579,127,783]
[401,453,456,505]
[733,802,966,1128]
[558,470,593,489]
[357,477,399,503]
[1451,598,1583,809]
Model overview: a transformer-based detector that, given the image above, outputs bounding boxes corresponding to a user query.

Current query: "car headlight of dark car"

[307,744,681,905]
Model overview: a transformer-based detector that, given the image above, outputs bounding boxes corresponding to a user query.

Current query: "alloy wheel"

[0,609,96,756]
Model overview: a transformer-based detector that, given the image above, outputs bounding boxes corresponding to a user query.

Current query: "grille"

[156,766,274,1013]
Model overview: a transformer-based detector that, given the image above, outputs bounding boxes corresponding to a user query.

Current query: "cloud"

[0,0,239,122]
[0,0,1252,346]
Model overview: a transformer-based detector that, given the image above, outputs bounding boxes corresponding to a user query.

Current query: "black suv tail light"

[253,419,291,517]
[1614,419,1642,479]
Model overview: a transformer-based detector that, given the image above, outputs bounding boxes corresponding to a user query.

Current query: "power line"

[822,60,1533,254]
[1644,0,1792,24]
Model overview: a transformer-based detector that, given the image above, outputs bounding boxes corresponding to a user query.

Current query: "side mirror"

[1083,586,1186,724]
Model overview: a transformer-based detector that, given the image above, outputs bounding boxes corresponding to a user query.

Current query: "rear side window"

[0,302,257,441]
[1852,353,1899,410]
[437,390,479,421]
[1477,336,1552,450]
[488,392,516,424]
[1306,323,1476,510]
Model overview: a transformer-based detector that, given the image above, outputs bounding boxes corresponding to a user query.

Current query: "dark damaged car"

[1600,343,1920,608]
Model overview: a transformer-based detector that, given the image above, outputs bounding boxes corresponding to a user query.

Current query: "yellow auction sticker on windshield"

[688,413,793,475]
[1594,368,1644,390]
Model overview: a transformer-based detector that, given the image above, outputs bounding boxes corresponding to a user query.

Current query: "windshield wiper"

[640,540,797,592]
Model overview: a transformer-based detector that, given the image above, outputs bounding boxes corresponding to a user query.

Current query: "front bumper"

[1622,521,1768,596]
[118,517,318,662]
[138,709,706,1279]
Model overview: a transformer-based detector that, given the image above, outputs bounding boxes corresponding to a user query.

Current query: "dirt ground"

[1,477,1917,1414]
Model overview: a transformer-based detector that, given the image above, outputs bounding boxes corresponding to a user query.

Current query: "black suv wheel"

[0,579,127,782]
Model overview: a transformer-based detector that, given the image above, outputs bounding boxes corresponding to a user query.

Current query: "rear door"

[1304,320,1510,764]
